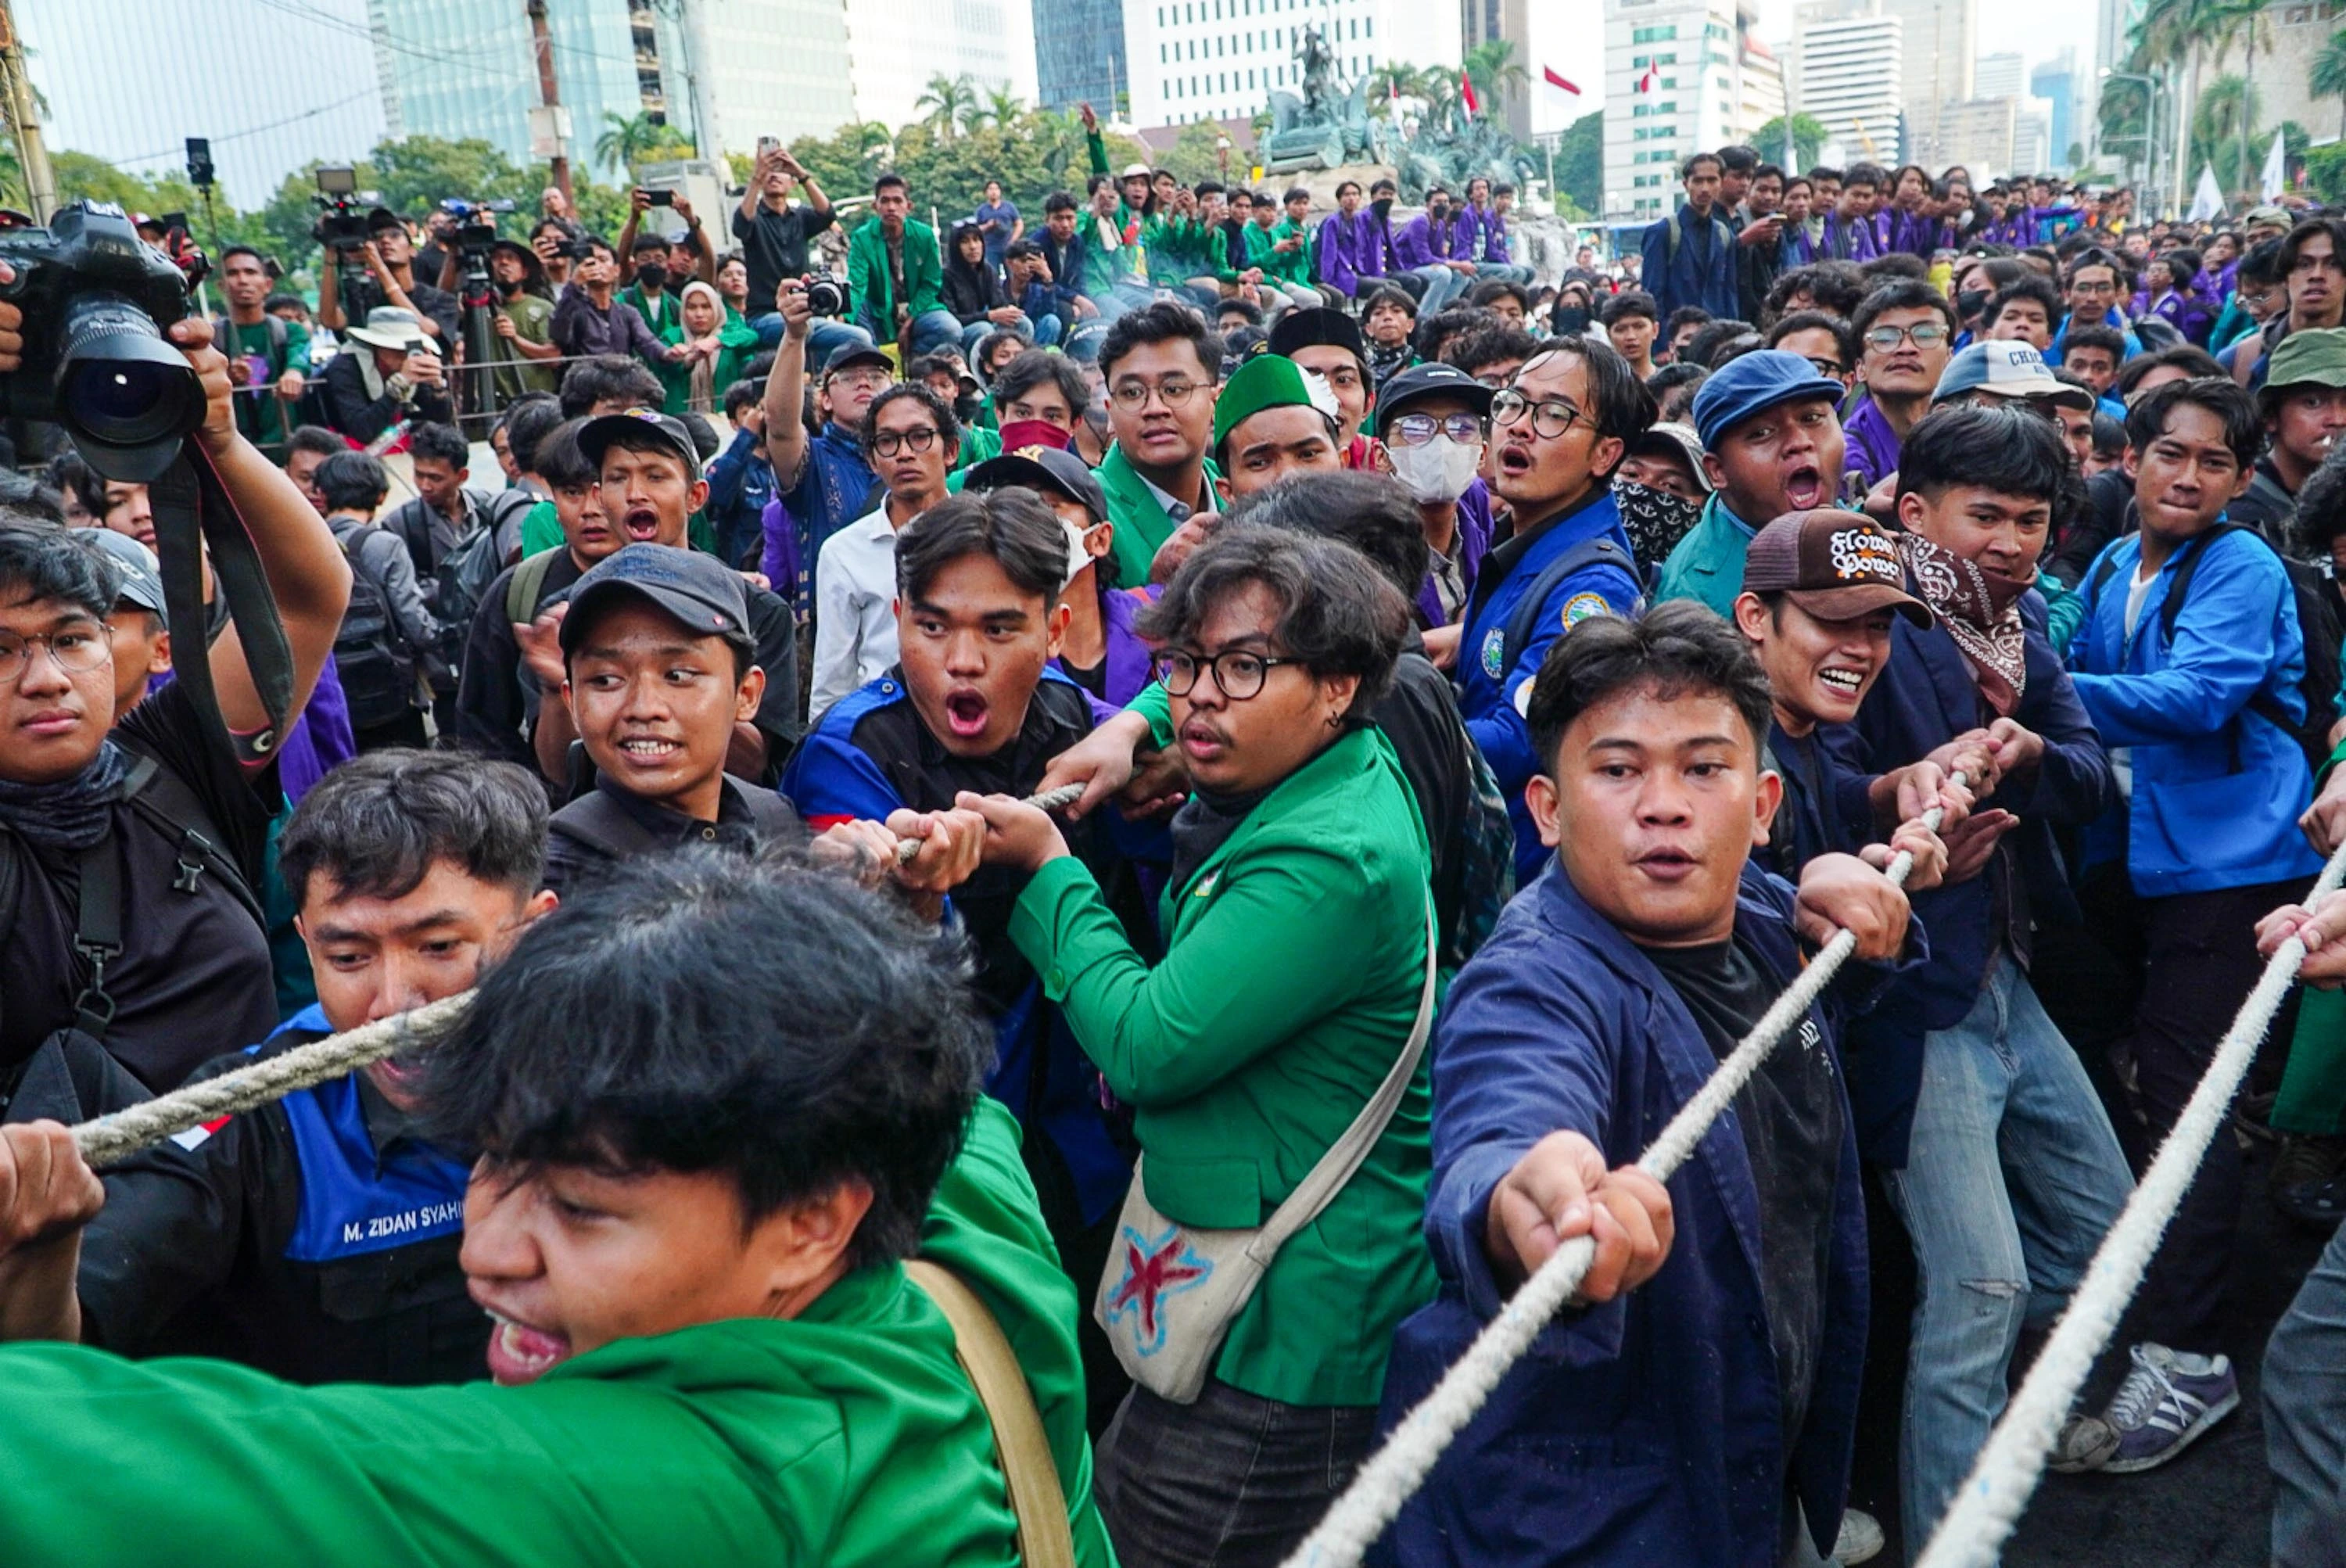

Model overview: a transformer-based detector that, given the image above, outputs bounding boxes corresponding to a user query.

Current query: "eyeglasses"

[828,368,892,392]
[1862,323,1950,351]
[1490,389,1587,440]
[1110,378,1203,410]
[1804,357,1848,379]
[870,426,942,457]
[2068,277,2119,296]
[0,626,112,686]
[1386,411,1487,447]
[1154,648,1299,701]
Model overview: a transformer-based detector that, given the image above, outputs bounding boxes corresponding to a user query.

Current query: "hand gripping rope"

[67,785,1092,1169]
[1910,829,2346,1568]
[1285,782,1968,1568]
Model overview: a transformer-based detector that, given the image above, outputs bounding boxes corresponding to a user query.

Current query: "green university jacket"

[1096,441,1220,584]
[847,217,947,327]
[0,1099,1113,1568]
[1010,724,1437,1408]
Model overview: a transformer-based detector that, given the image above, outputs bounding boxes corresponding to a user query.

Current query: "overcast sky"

[1533,0,2107,132]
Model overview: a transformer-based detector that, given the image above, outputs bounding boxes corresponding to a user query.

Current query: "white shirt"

[809,503,906,720]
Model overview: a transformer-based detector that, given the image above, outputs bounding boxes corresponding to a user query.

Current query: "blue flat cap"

[1691,349,1843,450]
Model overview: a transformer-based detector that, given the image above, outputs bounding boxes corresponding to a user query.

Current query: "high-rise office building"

[1602,0,1754,221]
[18,0,389,203]
[371,0,849,174]
[1035,0,1132,110]
[1879,0,1972,163]
[2031,48,2076,169]
[844,0,1038,130]
[1461,0,1534,141]
[1125,0,1457,132]
[1975,50,2022,102]
[1796,10,1903,165]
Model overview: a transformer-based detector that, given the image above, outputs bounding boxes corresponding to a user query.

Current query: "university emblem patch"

[1562,592,1612,630]
[1103,1223,1214,1356]
[1480,626,1507,679]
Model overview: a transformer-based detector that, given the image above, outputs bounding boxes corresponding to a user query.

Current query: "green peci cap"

[1211,352,1341,454]
[2264,328,2346,395]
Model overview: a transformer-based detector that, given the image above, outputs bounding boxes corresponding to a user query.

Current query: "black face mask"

[1554,306,1591,334]
[634,262,669,292]
[1371,197,1394,222]
[1429,203,1451,223]
[1957,289,1991,323]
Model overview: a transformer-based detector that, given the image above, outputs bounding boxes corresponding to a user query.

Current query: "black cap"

[576,407,701,472]
[1268,307,1368,368]
[365,206,408,233]
[558,544,755,656]
[1372,361,1495,435]
[823,343,895,379]
[963,446,1110,523]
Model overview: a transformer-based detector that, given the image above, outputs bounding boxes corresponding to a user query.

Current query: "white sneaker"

[2050,1412,2119,1473]
[1831,1507,1885,1565]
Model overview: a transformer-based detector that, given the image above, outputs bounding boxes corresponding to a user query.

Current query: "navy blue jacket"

[1375,861,1895,1568]
[1824,589,2113,1164]
[1638,203,1740,321]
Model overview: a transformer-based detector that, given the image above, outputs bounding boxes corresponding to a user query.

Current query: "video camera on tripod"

[441,196,517,261]
[310,165,370,255]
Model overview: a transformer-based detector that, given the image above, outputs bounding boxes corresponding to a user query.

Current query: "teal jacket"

[1652,493,1760,617]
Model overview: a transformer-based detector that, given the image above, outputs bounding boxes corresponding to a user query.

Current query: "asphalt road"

[1847,1139,2332,1566]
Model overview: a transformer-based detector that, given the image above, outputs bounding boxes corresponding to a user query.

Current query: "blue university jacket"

[1454,486,1641,886]
[2066,526,2322,896]
[1373,862,1885,1568]
[1824,589,2114,1164]
[1638,203,1740,320]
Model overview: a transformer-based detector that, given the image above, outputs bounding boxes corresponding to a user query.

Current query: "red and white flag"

[1460,71,1480,121]
[1544,66,1581,96]
[1635,63,1659,94]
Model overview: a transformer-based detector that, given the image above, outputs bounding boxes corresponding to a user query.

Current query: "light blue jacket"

[2066,526,2323,896]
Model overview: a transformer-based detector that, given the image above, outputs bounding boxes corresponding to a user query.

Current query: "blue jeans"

[860,307,963,357]
[1408,264,1469,313]
[748,312,876,366]
[2266,1218,2346,1566]
[1476,261,1537,288]
[961,313,1037,356]
[1878,956,2133,1557]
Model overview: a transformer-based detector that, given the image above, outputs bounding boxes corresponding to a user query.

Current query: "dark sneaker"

[2100,1343,2239,1473]
[2274,1172,2346,1231]
[2270,1134,2346,1199]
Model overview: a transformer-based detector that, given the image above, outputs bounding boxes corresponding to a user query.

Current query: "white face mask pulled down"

[1387,434,1483,505]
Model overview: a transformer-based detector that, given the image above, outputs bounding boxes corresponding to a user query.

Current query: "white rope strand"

[1911,832,2346,1568]
[70,784,1092,1168]
[1285,790,1960,1568]
[70,992,474,1169]
[895,783,1087,864]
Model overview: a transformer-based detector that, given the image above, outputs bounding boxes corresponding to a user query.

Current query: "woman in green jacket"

[970,528,1437,1568]
[658,279,759,415]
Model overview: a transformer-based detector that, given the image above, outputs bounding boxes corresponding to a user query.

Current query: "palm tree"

[974,85,1024,134]
[593,111,672,178]
[2192,72,2260,196]
[2134,0,2229,200]
[1365,63,1426,120]
[1462,39,1528,121]
[913,73,980,142]
[2204,0,2271,197]
[2312,30,2346,140]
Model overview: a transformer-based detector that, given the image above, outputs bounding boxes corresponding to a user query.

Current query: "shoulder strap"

[66,762,135,1042]
[547,791,665,860]
[1250,902,1438,1263]
[2157,522,2251,642]
[119,748,263,925]
[505,548,560,627]
[1501,536,1635,676]
[901,1259,1076,1568]
[1664,212,1681,264]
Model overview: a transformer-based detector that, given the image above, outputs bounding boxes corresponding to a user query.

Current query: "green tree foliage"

[2312,30,2346,139]
[787,111,1145,237]
[2306,142,2346,205]
[1752,114,1830,174]
[1555,110,1602,216]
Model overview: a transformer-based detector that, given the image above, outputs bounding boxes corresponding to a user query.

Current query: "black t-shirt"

[1372,645,1475,968]
[1644,931,1842,1447]
[543,773,805,899]
[732,201,838,312]
[0,682,279,1089]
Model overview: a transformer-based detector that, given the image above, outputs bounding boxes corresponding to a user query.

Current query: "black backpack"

[2088,522,2343,775]
[424,490,536,686]
[328,517,418,730]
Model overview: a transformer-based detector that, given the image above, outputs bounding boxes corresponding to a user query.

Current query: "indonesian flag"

[1460,72,1480,121]
[1544,66,1581,95]
[1635,63,1659,94]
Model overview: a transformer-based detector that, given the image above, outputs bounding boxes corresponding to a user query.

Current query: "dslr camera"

[311,164,370,254]
[805,274,847,318]
[0,200,202,483]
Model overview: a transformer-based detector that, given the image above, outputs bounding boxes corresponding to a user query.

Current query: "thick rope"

[1285,788,1960,1568]
[895,783,1086,864]
[1910,832,2346,1568]
[70,992,473,1169]
[70,785,1092,1168]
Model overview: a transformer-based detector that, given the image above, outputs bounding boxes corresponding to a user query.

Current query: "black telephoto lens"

[56,293,204,479]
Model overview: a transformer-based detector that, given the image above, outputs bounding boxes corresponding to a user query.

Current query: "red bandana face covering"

[1896,532,2034,716]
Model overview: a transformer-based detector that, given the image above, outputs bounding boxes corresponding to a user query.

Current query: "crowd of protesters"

[2,120,2346,1568]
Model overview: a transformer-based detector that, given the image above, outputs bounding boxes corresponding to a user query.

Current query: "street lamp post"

[2100,68,2163,217]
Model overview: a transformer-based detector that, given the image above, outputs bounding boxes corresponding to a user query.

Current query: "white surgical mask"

[1388,434,1482,505]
